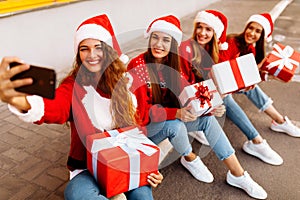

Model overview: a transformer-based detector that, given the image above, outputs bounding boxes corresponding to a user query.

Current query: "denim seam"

[218,149,235,161]
[182,146,193,156]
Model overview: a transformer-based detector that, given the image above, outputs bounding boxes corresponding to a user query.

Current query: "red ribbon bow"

[194,84,212,108]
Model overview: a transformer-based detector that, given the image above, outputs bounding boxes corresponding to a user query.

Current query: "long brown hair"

[228,22,266,64]
[69,42,137,129]
[144,34,181,108]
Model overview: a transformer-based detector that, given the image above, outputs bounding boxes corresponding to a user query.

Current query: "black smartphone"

[9,62,56,99]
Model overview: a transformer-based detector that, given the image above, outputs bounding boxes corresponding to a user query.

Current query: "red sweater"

[127,53,179,127]
[179,39,197,83]
[218,37,256,62]
[35,76,110,171]
[179,39,215,84]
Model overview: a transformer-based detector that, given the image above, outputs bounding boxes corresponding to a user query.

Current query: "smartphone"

[10,62,56,99]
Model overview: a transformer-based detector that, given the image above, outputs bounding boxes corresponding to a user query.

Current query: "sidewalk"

[1,0,299,200]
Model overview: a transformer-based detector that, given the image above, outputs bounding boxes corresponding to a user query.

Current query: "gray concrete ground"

[0,0,300,200]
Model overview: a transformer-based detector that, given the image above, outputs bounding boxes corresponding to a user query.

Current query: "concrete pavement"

[1,0,300,200]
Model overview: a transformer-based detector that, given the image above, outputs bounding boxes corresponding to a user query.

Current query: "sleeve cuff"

[264,73,269,81]
[8,95,44,123]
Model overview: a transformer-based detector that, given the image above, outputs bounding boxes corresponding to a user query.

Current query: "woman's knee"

[64,171,107,200]
[166,120,187,137]
[125,185,153,200]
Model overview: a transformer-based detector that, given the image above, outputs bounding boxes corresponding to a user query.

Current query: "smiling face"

[244,22,263,44]
[194,22,214,47]
[79,38,104,73]
[149,31,172,63]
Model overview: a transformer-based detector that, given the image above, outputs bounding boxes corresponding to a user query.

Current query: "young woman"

[219,12,300,138]
[128,14,268,200]
[179,10,283,166]
[0,14,162,200]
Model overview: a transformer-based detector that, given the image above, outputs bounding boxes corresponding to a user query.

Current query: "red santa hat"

[194,10,228,50]
[144,15,182,46]
[246,13,273,42]
[74,14,129,64]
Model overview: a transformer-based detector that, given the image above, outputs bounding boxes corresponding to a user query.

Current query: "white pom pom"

[219,42,228,50]
[266,35,272,43]
[119,54,129,64]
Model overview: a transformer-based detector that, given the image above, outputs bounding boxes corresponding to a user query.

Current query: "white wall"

[0,0,219,73]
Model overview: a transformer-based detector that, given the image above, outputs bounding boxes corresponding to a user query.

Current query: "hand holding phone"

[9,62,56,99]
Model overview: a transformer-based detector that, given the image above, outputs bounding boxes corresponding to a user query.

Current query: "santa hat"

[246,13,274,42]
[194,10,228,50]
[74,14,129,64]
[144,15,182,46]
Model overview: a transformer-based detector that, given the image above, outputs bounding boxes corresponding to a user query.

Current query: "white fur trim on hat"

[246,14,271,39]
[144,20,182,45]
[74,24,113,53]
[194,11,224,39]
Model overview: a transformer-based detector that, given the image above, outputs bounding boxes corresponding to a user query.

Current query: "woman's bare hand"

[176,106,197,122]
[243,84,256,92]
[147,171,163,188]
[0,57,32,110]
[210,104,226,117]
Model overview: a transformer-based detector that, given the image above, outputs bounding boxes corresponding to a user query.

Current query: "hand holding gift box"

[86,127,160,198]
[211,53,261,94]
[261,43,300,82]
[179,79,223,116]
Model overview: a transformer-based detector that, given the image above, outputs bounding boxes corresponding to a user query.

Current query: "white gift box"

[211,53,261,94]
[179,79,223,116]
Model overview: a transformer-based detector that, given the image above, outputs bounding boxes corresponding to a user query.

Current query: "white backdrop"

[0,0,219,74]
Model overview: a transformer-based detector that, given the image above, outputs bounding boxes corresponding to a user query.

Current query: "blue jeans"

[147,117,235,161]
[185,115,235,160]
[64,170,153,200]
[147,119,192,156]
[238,85,273,111]
[223,94,259,140]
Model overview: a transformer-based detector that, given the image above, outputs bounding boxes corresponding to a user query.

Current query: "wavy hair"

[69,42,137,129]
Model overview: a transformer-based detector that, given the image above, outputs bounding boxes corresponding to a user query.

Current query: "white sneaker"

[243,139,283,166]
[188,131,210,146]
[180,156,214,183]
[226,171,267,199]
[270,116,300,137]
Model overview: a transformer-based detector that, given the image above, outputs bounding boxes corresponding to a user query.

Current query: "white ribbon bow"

[265,44,299,76]
[91,128,157,156]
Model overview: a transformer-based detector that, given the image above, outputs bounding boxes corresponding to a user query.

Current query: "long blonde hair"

[189,23,219,81]
[191,23,220,65]
[70,42,137,129]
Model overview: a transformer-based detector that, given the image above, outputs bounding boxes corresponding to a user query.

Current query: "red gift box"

[86,127,160,198]
[261,43,300,82]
